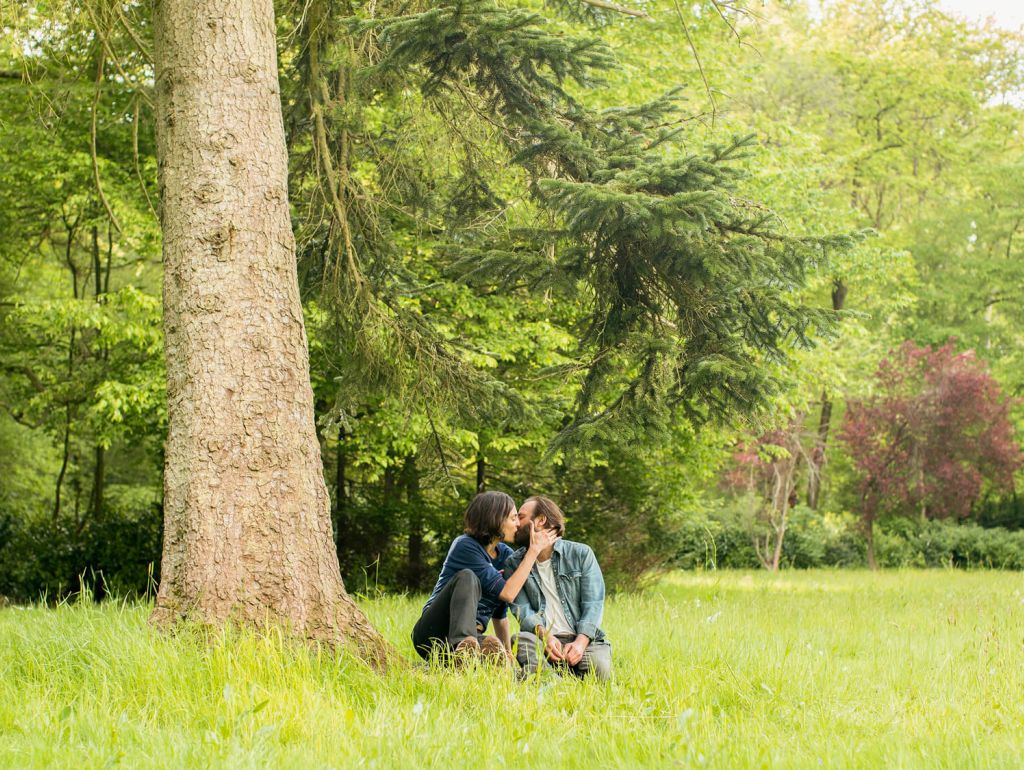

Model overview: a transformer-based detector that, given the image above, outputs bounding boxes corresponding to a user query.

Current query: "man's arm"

[575,544,605,641]
[563,545,605,665]
[498,525,557,603]
[504,554,545,634]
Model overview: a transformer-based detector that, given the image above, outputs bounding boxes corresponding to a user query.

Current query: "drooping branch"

[578,0,650,18]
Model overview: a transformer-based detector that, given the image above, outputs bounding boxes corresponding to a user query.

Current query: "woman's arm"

[493,616,512,651]
[498,524,557,603]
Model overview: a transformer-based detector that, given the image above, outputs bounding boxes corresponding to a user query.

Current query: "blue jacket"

[503,539,608,643]
[423,535,512,631]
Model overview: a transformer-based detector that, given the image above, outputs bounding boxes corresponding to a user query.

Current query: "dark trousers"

[514,631,613,682]
[411,569,482,660]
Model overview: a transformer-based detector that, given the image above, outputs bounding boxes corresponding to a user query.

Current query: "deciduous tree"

[840,341,1022,568]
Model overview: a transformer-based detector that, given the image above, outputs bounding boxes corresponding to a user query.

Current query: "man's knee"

[579,646,612,682]
[514,631,540,655]
[513,631,542,668]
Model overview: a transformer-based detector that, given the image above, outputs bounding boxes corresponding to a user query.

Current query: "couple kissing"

[411,491,611,681]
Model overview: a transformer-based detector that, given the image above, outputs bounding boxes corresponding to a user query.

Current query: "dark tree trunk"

[807,278,847,509]
[376,463,396,566]
[88,225,107,519]
[864,515,878,570]
[88,445,105,518]
[54,217,80,520]
[807,394,832,510]
[476,454,485,493]
[334,425,347,558]
[402,454,425,590]
[53,406,71,521]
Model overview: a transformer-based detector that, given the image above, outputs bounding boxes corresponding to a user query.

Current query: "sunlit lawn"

[2,570,1023,768]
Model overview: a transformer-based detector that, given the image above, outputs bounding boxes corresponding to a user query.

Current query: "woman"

[412,490,557,662]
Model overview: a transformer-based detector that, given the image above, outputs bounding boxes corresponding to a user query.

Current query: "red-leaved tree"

[840,341,1022,568]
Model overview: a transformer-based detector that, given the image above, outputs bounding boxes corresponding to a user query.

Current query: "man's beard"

[514,524,532,548]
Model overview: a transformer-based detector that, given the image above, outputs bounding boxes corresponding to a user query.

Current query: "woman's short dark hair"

[523,495,565,536]
[463,491,515,545]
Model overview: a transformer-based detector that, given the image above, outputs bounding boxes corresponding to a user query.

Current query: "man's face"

[514,501,542,548]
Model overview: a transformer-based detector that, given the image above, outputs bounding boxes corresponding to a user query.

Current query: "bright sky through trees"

[935,0,1023,28]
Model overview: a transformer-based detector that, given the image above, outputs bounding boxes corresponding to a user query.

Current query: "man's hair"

[463,490,515,545]
[523,495,565,536]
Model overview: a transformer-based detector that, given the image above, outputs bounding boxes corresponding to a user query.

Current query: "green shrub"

[674,503,1024,571]
[879,518,1024,569]
[0,498,162,603]
[781,507,865,568]
[674,502,761,570]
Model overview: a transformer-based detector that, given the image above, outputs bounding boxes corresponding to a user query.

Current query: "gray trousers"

[514,631,612,682]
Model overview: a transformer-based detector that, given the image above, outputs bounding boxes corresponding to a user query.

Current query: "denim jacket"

[503,539,608,643]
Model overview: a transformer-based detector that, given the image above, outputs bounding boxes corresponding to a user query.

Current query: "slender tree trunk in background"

[53,406,71,520]
[864,514,878,570]
[88,225,106,519]
[150,0,389,664]
[334,425,347,558]
[770,456,798,572]
[54,217,80,521]
[377,463,396,567]
[402,454,425,590]
[89,445,105,518]
[807,395,832,509]
[807,278,847,509]
[476,454,485,493]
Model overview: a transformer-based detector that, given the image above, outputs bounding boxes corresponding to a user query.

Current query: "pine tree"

[340,0,852,447]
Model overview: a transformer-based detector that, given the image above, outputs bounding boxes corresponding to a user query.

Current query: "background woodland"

[2,0,1024,600]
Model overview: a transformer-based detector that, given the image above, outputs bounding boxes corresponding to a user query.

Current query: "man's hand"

[527,522,558,557]
[563,635,590,666]
[536,626,564,662]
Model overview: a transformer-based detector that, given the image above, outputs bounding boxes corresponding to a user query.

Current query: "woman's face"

[500,506,519,543]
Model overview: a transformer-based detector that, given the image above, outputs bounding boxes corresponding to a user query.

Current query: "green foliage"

[0,494,162,603]
[3,0,1024,604]
[540,420,728,591]
[675,503,1024,571]
[675,503,866,570]
[875,518,1024,570]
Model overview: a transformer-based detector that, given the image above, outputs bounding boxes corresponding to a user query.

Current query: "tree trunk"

[150,0,390,665]
[864,516,878,570]
[54,217,80,520]
[53,406,71,521]
[807,278,847,509]
[807,392,831,510]
[402,454,425,591]
[88,444,105,519]
[334,425,347,558]
[476,454,486,493]
[88,225,106,519]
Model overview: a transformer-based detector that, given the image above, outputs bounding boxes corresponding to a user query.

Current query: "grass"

[2,570,1023,769]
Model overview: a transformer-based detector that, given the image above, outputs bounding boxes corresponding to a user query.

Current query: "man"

[503,495,612,681]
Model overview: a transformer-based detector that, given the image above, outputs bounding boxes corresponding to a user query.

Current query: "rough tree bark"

[150,0,391,665]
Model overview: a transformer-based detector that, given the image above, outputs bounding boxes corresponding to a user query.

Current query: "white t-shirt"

[536,557,574,637]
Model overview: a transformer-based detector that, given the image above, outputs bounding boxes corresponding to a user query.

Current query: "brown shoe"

[480,635,514,666]
[453,635,480,666]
